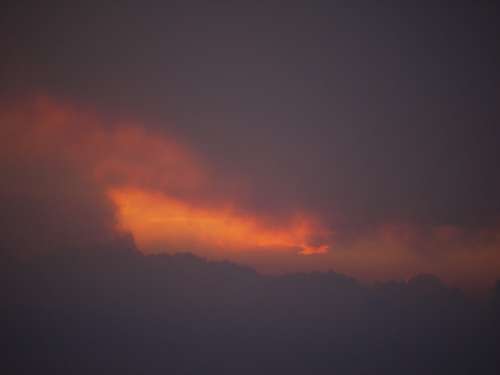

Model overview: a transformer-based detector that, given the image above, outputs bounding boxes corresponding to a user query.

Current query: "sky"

[1,2,500,290]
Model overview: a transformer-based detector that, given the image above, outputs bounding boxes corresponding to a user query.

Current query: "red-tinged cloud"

[0,96,330,257]
[235,223,500,291]
[109,187,329,256]
[1,96,500,290]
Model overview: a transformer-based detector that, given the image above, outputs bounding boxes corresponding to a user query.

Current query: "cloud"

[0,96,329,257]
[1,95,499,290]
[108,186,329,256]
[237,222,500,291]
[0,97,129,256]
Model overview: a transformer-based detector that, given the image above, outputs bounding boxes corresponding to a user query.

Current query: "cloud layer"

[1,96,499,290]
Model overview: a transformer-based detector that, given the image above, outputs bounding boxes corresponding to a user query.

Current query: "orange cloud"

[242,223,500,291]
[4,95,499,291]
[108,187,329,256]
[0,96,330,257]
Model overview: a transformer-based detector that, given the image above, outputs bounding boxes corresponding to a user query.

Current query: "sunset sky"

[1,2,500,290]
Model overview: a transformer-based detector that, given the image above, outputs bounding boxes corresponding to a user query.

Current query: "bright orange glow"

[109,187,329,255]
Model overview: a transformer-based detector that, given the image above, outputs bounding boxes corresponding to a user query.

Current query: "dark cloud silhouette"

[2,249,499,374]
